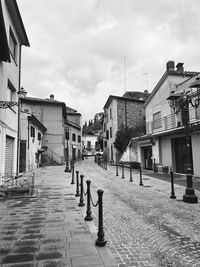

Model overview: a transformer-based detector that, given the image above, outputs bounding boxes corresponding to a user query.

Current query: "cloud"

[18,0,200,121]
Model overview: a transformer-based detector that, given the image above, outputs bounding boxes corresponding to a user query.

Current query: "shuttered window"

[5,136,14,175]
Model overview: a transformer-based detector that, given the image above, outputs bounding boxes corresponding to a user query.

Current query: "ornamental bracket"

[0,101,18,109]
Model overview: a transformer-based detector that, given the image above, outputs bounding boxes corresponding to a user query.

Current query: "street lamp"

[65,125,70,172]
[167,77,200,203]
[0,87,25,176]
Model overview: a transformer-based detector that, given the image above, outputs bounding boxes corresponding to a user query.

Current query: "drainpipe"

[16,44,22,176]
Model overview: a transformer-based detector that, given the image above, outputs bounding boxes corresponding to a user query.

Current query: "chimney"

[50,94,54,101]
[166,61,175,71]
[176,62,184,72]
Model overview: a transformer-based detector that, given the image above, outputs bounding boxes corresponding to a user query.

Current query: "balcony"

[146,106,200,135]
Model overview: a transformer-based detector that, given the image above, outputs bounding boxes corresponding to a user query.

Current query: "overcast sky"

[18,0,200,123]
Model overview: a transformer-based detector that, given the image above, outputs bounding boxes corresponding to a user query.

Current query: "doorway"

[72,147,76,162]
[19,140,26,173]
[143,146,153,170]
[173,137,193,174]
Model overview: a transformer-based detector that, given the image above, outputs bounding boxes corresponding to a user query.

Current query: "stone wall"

[117,100,145,129]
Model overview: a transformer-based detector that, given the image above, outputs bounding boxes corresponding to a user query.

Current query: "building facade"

[65,106,82,162]
[20,94,66,166]
[128,61,200,176]
[103,92,148,162]
[20,112,46,172]
[82,133,99,156]
[0,0,29,177]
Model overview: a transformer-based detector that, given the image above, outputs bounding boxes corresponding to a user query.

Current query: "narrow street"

[76,158,200,267]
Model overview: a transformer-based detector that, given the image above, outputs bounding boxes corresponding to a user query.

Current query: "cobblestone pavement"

[76,159,200,267]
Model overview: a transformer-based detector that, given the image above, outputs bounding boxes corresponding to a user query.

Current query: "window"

[9,28,17,61]
[7,80,16,102]
[110,127,112,138]
[153,111,162,129]
[110,108,112,120]
[72,133,76,142]
[106,130,109,140]
[78,135,81,143]
[30,126,35,138]
[103,123,106,132]
[65,131,69,140]
[196,106,200,120]
[38,132,41,141]
[87,141,91,149]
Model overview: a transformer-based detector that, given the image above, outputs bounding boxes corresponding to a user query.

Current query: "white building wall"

[70,127,82,160]
[105,99,118,162]
[192,133,200,177]
[146,75,191,134]
[161,137,172,168]
[82,135,97,149]
[0,0,21,175]
[20,113,44,171]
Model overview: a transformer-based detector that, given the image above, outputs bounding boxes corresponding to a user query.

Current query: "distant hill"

[83,113,103,135]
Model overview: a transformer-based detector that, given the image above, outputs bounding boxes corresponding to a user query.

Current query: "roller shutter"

[5,136,14,175]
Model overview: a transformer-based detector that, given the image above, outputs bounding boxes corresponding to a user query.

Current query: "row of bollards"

[72,169,107,247]
[116,162,143,186]
[95,156,107,170]
[116,162,177,199]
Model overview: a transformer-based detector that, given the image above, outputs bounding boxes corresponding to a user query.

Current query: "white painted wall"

[104,98,118,161]
[0,0,22,175]
[161,137,172,168]
[192,133,200,177]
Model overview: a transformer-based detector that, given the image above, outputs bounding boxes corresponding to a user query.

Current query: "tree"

[114,121,146,157]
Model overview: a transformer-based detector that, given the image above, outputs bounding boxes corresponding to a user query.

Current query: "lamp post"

[65,125,70,172]
[167,77,200,203]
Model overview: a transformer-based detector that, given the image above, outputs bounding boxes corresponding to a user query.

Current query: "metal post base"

[78,202,85,207]
[95,239,107,247]
[85,215,93,221]
[183,188,198,203]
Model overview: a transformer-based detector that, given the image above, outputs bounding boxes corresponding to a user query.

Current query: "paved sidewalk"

[0,166,117,267]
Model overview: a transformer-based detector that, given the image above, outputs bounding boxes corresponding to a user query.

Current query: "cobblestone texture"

[77,159,200,267]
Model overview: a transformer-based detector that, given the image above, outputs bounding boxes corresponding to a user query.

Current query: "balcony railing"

[146,113,178,134]
[146,106,200,135]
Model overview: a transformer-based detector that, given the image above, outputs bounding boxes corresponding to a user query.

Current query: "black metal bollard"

[129,164,133,182]
[71,161,75,184]
[139,166,143,186]
[153,158,156,173]
[121,164,125,179]
[105,161,107,170]
[75,171,80,197]
[95,189,107,247]
[30,172,35,195]
[78,175,85,206]
[65,159,71,172]
[85,180,93,221]
[170,171,176,199]
[116,163,119,176]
